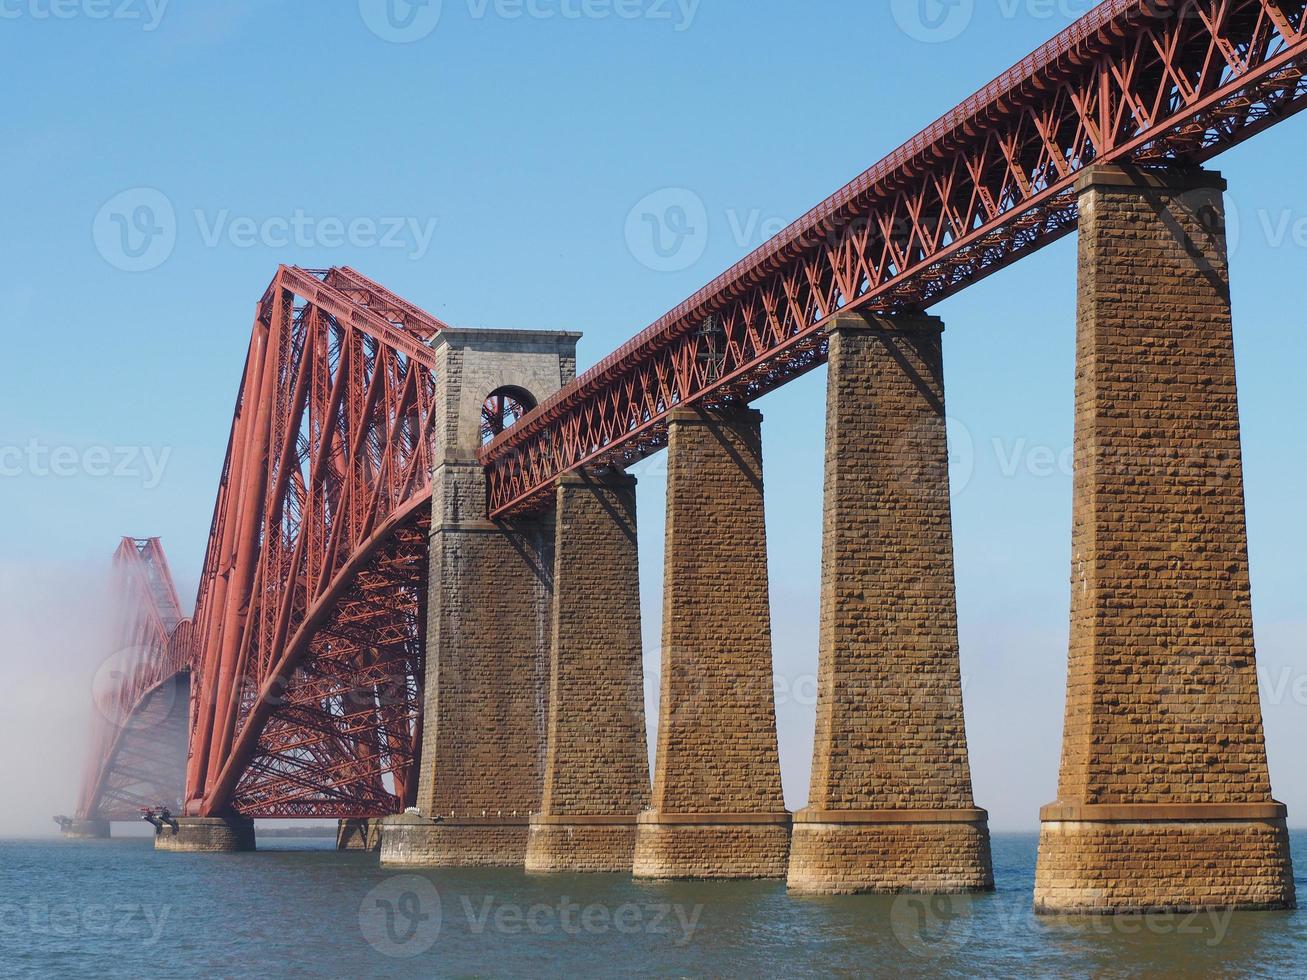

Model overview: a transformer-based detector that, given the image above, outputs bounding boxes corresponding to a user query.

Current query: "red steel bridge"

[67,538,193,830]
[77,0,1307,822]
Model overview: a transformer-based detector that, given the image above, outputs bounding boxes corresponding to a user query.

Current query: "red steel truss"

[185,266,437,818]
[481,0,1307,516]
[76,538,194,822]
[181,1,1307,818]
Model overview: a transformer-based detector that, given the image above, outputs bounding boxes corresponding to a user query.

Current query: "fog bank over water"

[0,560,113,838]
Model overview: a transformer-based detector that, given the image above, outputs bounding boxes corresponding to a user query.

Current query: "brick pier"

[526,471,650,873]
[1034,165,1295,913]
[788,313,993,895]
[60,819,110,840]
[381,328,579,868]
[155,815,256,853]
[632,407,791,879]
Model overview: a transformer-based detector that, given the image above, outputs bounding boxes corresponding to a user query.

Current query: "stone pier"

[788,313,993,896]
[337,818,383,852]
[58,818,110,840]
[381,328,579,868]
[525,471,650,874]
[155,815,256,853]
[632,407,791,879]
[1034,164,1295,913]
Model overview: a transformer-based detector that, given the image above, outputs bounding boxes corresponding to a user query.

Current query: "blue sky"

[1,0,1305,833]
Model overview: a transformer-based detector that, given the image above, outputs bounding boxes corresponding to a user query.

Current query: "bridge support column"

[337,819,383,852]
[527,471,650,874]
[60,819,110,840]
[381,327,579,868]
[381,479,553,867]
[633,407,791,879]
[1034,164,1295,914]
[155,815,255,853]
[787,313,993,896]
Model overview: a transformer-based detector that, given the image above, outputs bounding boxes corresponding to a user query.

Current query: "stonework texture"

[789,314,992,895]
[633,819,792,880]
[406,328,580,867]
[632,407,790,880]
[525,471,650,874]
[1034,164,1294,912]
[416,507,553,825]
[526,821,639,875]
[788,818,993,895]
[1037,817,1295,913]
[380,814,529,868]
[154,816,256,853]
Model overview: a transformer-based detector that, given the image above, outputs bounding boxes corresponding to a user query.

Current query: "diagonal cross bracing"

[480,0,1307,516]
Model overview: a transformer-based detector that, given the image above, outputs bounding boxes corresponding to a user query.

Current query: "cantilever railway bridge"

[72,0,1307,836]
[69,538,192,830]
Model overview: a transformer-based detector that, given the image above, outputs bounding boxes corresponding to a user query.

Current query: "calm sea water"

[1,832,1304,977]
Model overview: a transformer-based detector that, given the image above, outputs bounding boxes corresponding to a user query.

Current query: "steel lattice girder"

[90,674,191,820]
[186,266,438,819]
[180,0,1307,820]
[480,0,1307,517]
[77,538,193,822]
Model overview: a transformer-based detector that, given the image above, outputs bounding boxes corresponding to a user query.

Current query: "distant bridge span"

[69,538,193,830]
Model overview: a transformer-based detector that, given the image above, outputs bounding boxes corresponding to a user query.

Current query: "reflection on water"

[0,833,1303,977]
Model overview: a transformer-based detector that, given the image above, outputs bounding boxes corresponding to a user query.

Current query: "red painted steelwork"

[480,0,1307,516]
[77,538,194,822]
[185,267,436,818]
[183,0,1307,818]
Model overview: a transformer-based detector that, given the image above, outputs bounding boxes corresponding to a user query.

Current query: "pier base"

[380,813,528,867]
[1036,804,1295,913]
[787,810,993,895]
[632,813,792,880]
[154,816,255,853]
[337,818,383,852]
[526,816,639,874]
[60,819,110,840]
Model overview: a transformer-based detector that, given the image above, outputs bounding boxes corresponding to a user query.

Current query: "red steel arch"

[76,538,194,822]
[481,0,1307,516]
[185,267,438,818]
